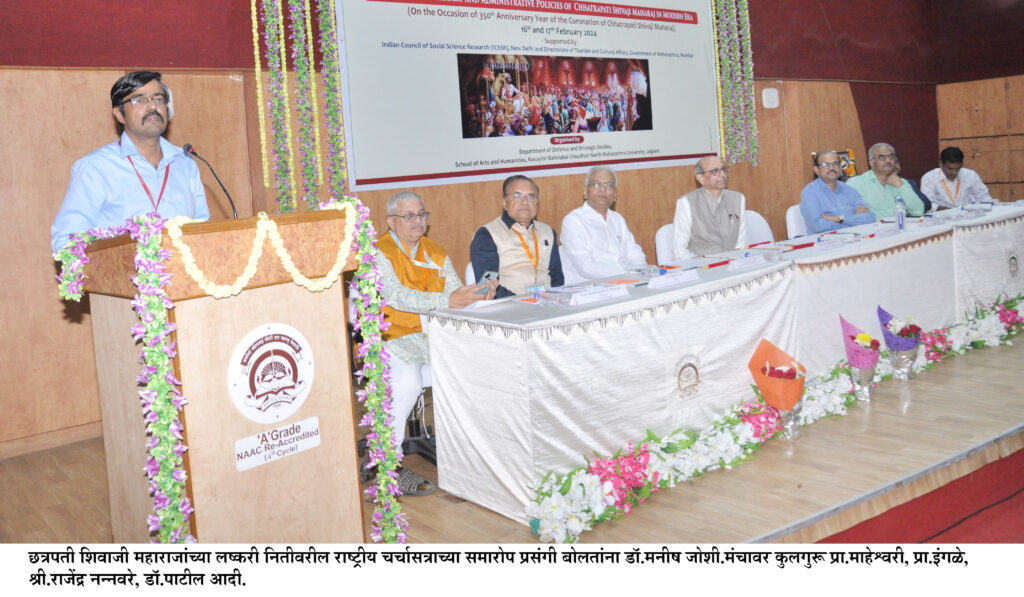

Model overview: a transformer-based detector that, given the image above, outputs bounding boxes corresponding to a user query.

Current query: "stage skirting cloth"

[429,264,795,523]
[792,227,956,375]
[426,204,1024,524]
[952,209,1024,315]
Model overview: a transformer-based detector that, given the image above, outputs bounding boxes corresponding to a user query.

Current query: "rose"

[762,365,797,379]
[851,333,880,350]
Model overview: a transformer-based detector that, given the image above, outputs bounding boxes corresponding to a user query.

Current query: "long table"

[427,204,1024,523]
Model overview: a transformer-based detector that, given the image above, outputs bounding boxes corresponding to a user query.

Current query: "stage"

[2,325,1021,544]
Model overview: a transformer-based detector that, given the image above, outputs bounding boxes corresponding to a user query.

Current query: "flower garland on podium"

[53,0,406,544]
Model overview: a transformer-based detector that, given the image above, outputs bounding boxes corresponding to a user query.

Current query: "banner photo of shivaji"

[458,54,652,139]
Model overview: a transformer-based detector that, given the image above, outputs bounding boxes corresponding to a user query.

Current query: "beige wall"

[0,68,870,454]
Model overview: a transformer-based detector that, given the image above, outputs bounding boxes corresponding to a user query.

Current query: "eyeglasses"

[390,211,430,222]
[121,94,168,108]
[818,160,842,169]
[587,181,616,190]
[874,153,897,162]
[507,192,539,203]
[700,167,729,177]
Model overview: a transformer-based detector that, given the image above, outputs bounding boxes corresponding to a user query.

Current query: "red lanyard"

[127,155,170,212]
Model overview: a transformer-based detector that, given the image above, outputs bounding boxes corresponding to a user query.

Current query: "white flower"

[539,493,567,519]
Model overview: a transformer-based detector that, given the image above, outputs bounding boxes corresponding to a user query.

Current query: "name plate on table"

[648,268,700,289]
[873,227,902,239]
[813,239,844,252]
[727,254,767,270]
[569,284,630,306]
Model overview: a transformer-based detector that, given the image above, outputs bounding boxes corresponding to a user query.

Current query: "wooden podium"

[83,211,364,542]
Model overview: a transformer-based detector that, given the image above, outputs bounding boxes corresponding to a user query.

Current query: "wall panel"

[1008,75,1024,135]
[937,78,1009,140]
[161,72,255,220]
[0,69,111,443]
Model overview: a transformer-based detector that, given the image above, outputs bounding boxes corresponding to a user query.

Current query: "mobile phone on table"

[476,270,498,294]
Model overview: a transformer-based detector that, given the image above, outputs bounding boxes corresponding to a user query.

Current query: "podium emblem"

[228,323,315,424]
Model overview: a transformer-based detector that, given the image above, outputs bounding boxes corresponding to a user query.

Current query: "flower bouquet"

[748,339,806,438]
[840,316,881,401]
[878,305,922,381]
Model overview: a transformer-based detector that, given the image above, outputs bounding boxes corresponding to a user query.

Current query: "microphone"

[183,143,238,219]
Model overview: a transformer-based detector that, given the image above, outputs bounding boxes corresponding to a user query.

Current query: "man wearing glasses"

[672,155,747,260]
[51,71,209,253]
[799,150,876,233]
[560,165,647,283]
[470,174,564,298]
[846,143,926,218]
[376,191,496,494]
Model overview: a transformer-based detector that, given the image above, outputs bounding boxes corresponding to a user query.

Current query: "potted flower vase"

[889,347,918,382]
[850,366,875,402]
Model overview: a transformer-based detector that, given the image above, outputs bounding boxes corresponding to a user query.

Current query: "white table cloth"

[426,204,1024,524]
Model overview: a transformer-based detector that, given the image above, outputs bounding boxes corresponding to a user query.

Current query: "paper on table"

[458,296,519,310]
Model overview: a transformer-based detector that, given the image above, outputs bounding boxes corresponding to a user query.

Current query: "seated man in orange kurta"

[375,191,497,495]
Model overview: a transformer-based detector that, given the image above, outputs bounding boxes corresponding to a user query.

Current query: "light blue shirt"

[51,132,209,253]
[799,178,876,233]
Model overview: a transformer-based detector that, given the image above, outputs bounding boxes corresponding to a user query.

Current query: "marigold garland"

[165,204,356,297]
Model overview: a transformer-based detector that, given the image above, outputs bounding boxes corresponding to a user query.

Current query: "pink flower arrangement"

[921,327,953,362]
[737,400,783,443]
[997,303,1024,336]
[588,442,658,516]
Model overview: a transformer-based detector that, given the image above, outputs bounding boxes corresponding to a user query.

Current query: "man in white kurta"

[920,146,993,209]
[560,165,647,283]
[672,155,747,261]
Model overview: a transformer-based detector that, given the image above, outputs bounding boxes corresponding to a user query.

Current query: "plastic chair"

[744,210,774,244]
[655,224,674,264]
[786,205,808,239]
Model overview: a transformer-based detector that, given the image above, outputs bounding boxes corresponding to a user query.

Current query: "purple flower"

[169,419,184,440]
[153,491,170,510]
[179,498,194,517]
[147,514,162,532]
[173,441,188,458]
[144,458,161,478]
[131,324,147,341]
[172,468,187,483]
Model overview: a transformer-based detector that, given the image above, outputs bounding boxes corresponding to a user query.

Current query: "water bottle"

[534,291,571,305]
[894,196,906,231]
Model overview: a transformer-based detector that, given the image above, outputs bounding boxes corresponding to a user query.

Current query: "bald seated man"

[672,155,747,260]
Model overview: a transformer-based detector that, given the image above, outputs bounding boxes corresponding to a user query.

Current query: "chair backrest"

[654,224,674,264]
[786,205,808,239]
[465,261,475,285]
[744,209,774,245]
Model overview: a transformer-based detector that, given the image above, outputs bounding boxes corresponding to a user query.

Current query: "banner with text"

[335,0,719,188]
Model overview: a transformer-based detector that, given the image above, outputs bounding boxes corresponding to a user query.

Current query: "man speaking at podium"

[51,71,209,253]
